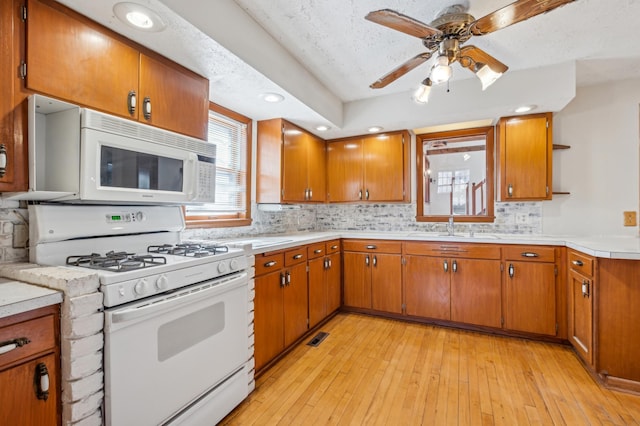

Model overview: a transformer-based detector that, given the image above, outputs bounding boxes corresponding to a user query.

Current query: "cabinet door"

[139,54,209,139]
[326,252,342,315]
[281,122,309,202]
[308,257,326,329]
[26,0,139,119]
[451,259,502,328]
[283,263,309,347]
[504,261,556,335]
[327,140,363,202]
[0,353,58,426]
[254,270,284,371]
[306,133,326,202]
[363,133,405,201]
[343,252,371,308]
[499,113,552,200]
[371,253,402,313]
[404,255,450,320]
[568,269,593,365]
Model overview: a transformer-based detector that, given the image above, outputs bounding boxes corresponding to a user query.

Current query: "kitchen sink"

[407,232,501,239]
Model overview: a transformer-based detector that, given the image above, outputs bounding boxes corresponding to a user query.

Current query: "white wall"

[543,78,640,236]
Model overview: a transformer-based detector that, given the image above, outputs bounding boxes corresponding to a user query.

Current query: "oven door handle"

[110,272,247,324]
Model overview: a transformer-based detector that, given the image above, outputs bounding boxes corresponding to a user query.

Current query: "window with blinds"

[184,104,252,227]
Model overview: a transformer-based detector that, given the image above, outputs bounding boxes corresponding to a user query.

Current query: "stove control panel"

[105,211,146,223]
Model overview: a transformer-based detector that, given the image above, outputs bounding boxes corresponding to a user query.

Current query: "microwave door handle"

[186,154,198,201]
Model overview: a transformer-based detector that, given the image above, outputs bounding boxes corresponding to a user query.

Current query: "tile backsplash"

[0,199,29,264]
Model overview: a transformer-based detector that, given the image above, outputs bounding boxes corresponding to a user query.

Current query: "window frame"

[184,102,252,228]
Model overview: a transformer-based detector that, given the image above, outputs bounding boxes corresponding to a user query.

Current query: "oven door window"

[100,145,184,192]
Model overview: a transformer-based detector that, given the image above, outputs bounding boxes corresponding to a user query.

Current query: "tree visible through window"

[184,103,252,228]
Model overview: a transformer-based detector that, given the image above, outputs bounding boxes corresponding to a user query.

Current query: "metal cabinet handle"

[127,90,137,115]
[324,258,328,269]
[365,189,370,200]
[0,144,7,178]
[373,255,377,267]
[314,249,323,254]
[280,272,286,287]
[452,260,457,273]
[143,97,152,120]
[582,280,590,298]
[358,190,363,200]
[572,260,584,267]
[507,183,513,197]
[0,337,30,355]
[309,188,313,199]
[264,260,278,268]
[365,245,377,250]
[286,271,291,285]
[36,362,50,401]
[365,255,370,266]
[521,252,539,258]
[293,254,303,260]
[331,245,338,250]
[328,259,332,268]
[443,260,448,273]
[508,263,515,278]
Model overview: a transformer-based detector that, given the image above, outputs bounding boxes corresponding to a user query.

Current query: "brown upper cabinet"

[497,113,553,201]
[327,131,410,203]
[24,0,209,139]
[257,118,326,203]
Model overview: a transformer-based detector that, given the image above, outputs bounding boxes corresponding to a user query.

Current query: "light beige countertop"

[0,277,63,319]
[215,231,640,260]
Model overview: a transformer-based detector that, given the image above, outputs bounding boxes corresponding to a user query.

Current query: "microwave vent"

[83,109,216,158]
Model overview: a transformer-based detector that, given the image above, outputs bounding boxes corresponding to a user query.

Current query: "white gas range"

[29,204,254,425]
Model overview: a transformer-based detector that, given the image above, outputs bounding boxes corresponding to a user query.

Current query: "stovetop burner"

[66,251,167,272]
[147,243,229,258]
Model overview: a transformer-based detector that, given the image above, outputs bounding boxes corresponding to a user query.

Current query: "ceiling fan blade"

[459,46,508,74]
[365,9,442,39]
[470,0,575,36]
[370,52,433,89]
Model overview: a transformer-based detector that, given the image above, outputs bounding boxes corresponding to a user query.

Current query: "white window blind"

[185,110,248,218]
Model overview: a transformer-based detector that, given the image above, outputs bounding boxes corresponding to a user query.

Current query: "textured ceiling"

[54,0,640,137]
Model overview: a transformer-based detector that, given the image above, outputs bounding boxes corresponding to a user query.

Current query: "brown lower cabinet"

[342,240,403,313]
[567,249,595,366]
[0,305,60,426]
[308,240,342,329]
[254,248,308,372]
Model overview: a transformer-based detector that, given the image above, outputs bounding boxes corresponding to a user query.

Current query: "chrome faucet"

[447,216,455,236]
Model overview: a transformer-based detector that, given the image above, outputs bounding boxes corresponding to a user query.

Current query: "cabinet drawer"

[326,240,341,254]
[404,242,500,259]
[503,245,556,262]
[255,253,284,276]
[568,250,594,278]
[285,247,307,266]
[343,240,401,254]
[307,243,326,260]
[0,314,56,370]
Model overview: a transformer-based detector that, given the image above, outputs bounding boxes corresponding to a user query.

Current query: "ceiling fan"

[365,0,576,102]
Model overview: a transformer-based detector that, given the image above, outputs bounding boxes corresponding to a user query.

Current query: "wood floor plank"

[221,313,640,425]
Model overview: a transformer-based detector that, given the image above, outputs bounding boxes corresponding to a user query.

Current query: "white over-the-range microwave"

[5,94,216,205]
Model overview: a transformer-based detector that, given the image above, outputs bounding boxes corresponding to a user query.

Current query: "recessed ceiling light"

[261,93,285,103]
[316,125,329,131]
[368,126,383,133]
[113,3,165,32]
[514,104,537,113]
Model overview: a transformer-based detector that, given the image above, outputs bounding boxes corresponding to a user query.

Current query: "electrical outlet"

[515,213,528,224]
[623,211,637,227]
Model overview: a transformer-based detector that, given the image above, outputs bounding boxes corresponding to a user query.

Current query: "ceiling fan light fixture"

[474,62,503,91]
[429,55,452,85]
[413,78,432,104]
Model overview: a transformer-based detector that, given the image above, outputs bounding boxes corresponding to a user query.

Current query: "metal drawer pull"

[508,263,515,278]
[521,252,539,258]
[452,260,457,273]
[365,245,377,250]
[314,249,323,254]
[293,254,303,260]
[36,363,50,401]
[572,260,584,266]
[0,337,31,355]
[331,245,338,250]
[264,260,278,268]
[443,260,448,273]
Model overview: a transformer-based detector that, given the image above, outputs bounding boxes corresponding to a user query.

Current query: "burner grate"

[66,251,167,272]
[148,243,229,257]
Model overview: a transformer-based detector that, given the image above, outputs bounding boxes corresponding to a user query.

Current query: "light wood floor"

[222,313,640,425]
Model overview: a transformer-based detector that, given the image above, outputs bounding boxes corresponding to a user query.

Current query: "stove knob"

[134,279,150,296]
[217,262,228,274]
[135,211,146,222]
[156,275,169,290]
[229,259,239,271]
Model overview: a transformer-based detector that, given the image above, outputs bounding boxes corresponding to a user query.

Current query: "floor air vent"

[307,332,329,347]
